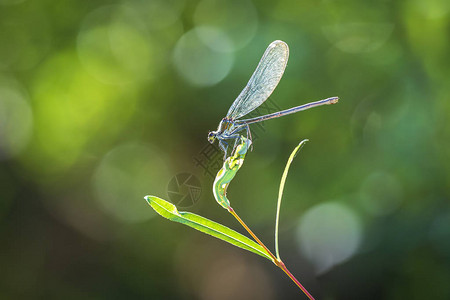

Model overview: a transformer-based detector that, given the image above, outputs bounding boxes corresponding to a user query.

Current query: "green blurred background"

[1,0,450,299]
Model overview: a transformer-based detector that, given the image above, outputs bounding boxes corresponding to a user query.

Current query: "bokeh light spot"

[126,0,186,30]
[93,143,170,223]
[173,27,234,86]
[323,22,394,53]
[77,5,153,84]
[0,6,51,70]
[26,50,137,176]
[0,82,33,160]
[194,0,258,51]
[296,202,362,274]
[411,0,450,19]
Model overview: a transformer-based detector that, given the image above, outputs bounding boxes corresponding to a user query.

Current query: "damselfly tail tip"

[330,97,339,104]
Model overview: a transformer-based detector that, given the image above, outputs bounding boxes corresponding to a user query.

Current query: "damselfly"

[208,40,338,158]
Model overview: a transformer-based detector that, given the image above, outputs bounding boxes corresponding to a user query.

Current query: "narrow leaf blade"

[145,195,273,262]
[275,139,309,260]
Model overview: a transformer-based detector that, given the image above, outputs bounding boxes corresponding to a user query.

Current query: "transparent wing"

[226,40,289,120]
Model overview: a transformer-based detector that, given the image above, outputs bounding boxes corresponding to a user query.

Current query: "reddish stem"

[228,207,315,300]
[278,261,315,300]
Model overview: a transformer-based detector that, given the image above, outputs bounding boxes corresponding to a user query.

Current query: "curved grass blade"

[145,195,273,262]
[275,139,309,260]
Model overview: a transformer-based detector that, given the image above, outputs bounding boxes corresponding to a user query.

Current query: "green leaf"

[275,139,309,260]
[213,136,252,210]
[145,195,273,262]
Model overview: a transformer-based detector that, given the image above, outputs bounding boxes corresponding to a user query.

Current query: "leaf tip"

[144,195,155,206]
[298,139,309,146]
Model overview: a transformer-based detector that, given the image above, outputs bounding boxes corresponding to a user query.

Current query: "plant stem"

[228,207,315,300]
[228,207,277,263]
[278,261,315,300]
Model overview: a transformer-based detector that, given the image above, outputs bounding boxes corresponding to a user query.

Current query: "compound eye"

[208,132,215,143]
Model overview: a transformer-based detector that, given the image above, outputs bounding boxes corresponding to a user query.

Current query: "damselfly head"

[207,131,216,144]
